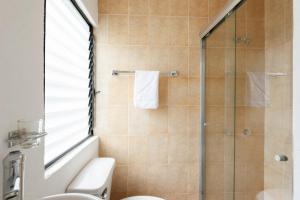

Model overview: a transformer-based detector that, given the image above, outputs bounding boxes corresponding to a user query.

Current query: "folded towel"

[134,70,160,109]
[246,72,270,107]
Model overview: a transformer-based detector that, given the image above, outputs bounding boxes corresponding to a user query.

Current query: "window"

[44,0,94,167]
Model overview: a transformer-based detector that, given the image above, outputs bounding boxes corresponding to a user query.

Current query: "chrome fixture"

[3,151,25,200]
[112,70,179,77]
[8,119,47,149]
[235,36,251,45]
[242,128,252,136]
[3,119,46,200]
[274,154,289,162]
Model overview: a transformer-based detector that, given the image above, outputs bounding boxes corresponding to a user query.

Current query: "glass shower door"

[203,11,236,200]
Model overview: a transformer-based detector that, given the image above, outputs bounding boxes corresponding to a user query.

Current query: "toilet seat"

[121,196,165,200]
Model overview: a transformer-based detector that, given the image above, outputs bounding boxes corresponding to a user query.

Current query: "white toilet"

[67,158,165,200]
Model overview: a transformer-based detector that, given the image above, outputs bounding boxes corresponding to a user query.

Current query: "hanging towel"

[134,70,160,109]
[246,72,270,107]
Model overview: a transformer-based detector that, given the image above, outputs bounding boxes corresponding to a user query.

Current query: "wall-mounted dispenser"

[3,119,46,200]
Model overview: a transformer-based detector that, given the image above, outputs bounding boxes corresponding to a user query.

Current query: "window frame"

[44,0,95,169]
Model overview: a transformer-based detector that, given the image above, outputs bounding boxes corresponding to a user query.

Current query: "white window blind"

[45,0,94,166]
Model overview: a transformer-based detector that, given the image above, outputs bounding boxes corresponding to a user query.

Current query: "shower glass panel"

[203,11,236,200]
[201,0,293,200]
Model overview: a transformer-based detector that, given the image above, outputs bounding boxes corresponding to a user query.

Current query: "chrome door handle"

[274,154,288,162]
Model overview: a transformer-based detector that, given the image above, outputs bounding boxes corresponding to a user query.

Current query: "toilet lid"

[121,196,165,200]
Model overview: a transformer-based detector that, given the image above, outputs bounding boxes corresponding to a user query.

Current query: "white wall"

[0,0,45,198]
[294,1,300,200]
[0,0,98,199]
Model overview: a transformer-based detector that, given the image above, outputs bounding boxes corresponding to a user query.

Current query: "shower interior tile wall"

[264,0,293,198]
[95,0,232,199]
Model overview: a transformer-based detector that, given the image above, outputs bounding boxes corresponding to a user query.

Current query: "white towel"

[246,72,270,107]
[134,70,160,109]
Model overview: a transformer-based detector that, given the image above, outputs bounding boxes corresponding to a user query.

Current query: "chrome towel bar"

[112,69,179,77]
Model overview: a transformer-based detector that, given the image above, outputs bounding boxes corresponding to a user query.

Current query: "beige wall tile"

[97,106,128,135]
[97,15,109,44]
[129,136,148,163]
[168,134,189,163]
[167,164,189,193]
[205,78,225,106]
[149,16,170,45]
[205,163,224,193]
[129,16,149,45]
[189,17,208,46]
[159,77,169,106]
[189,78,200,105]
[128,164,148,195]
[206,133,224,163]
[147,164,169,194]
[246,0,264,19]
[108,15,129,44]
[96,0,243,199]
[149,46,169,71]
[148,106,168,133]
[169,47,188,77]
[188,163,200,193]
[208,0,228,20]
[169,17,188,46]
[128,46,149,70]
[189,0,208,17]
[99,135,129,164]
[147,134,168,164]
[168,106,188,133]
[112,165,128,193]
[107,0,128,14]
[170,0,188,16]
[206,48,225,77]
[149,0,169,16]
[247,19,265,48]
[205,106,225,133]
[189,47,200,77]
[97,76,129,106]
[129,0,148,15]
[245,49,265,72]
[99,0,108,14]
[189,131,200,163]
[104,45,130,68]
[188,106,200,133]
[128,106,150,134]
[168,78,189,105]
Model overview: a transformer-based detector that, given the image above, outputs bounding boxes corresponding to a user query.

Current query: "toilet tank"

[67,158,116,200]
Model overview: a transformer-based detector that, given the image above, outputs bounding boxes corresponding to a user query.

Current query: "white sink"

[41,193,100,200]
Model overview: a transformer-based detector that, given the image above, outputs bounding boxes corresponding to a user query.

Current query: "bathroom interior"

[0,0,298,200]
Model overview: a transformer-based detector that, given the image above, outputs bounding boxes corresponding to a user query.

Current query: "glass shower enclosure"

[199,0,293,200]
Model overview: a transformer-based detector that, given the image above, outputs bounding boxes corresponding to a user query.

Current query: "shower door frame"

[199,0,245,199]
